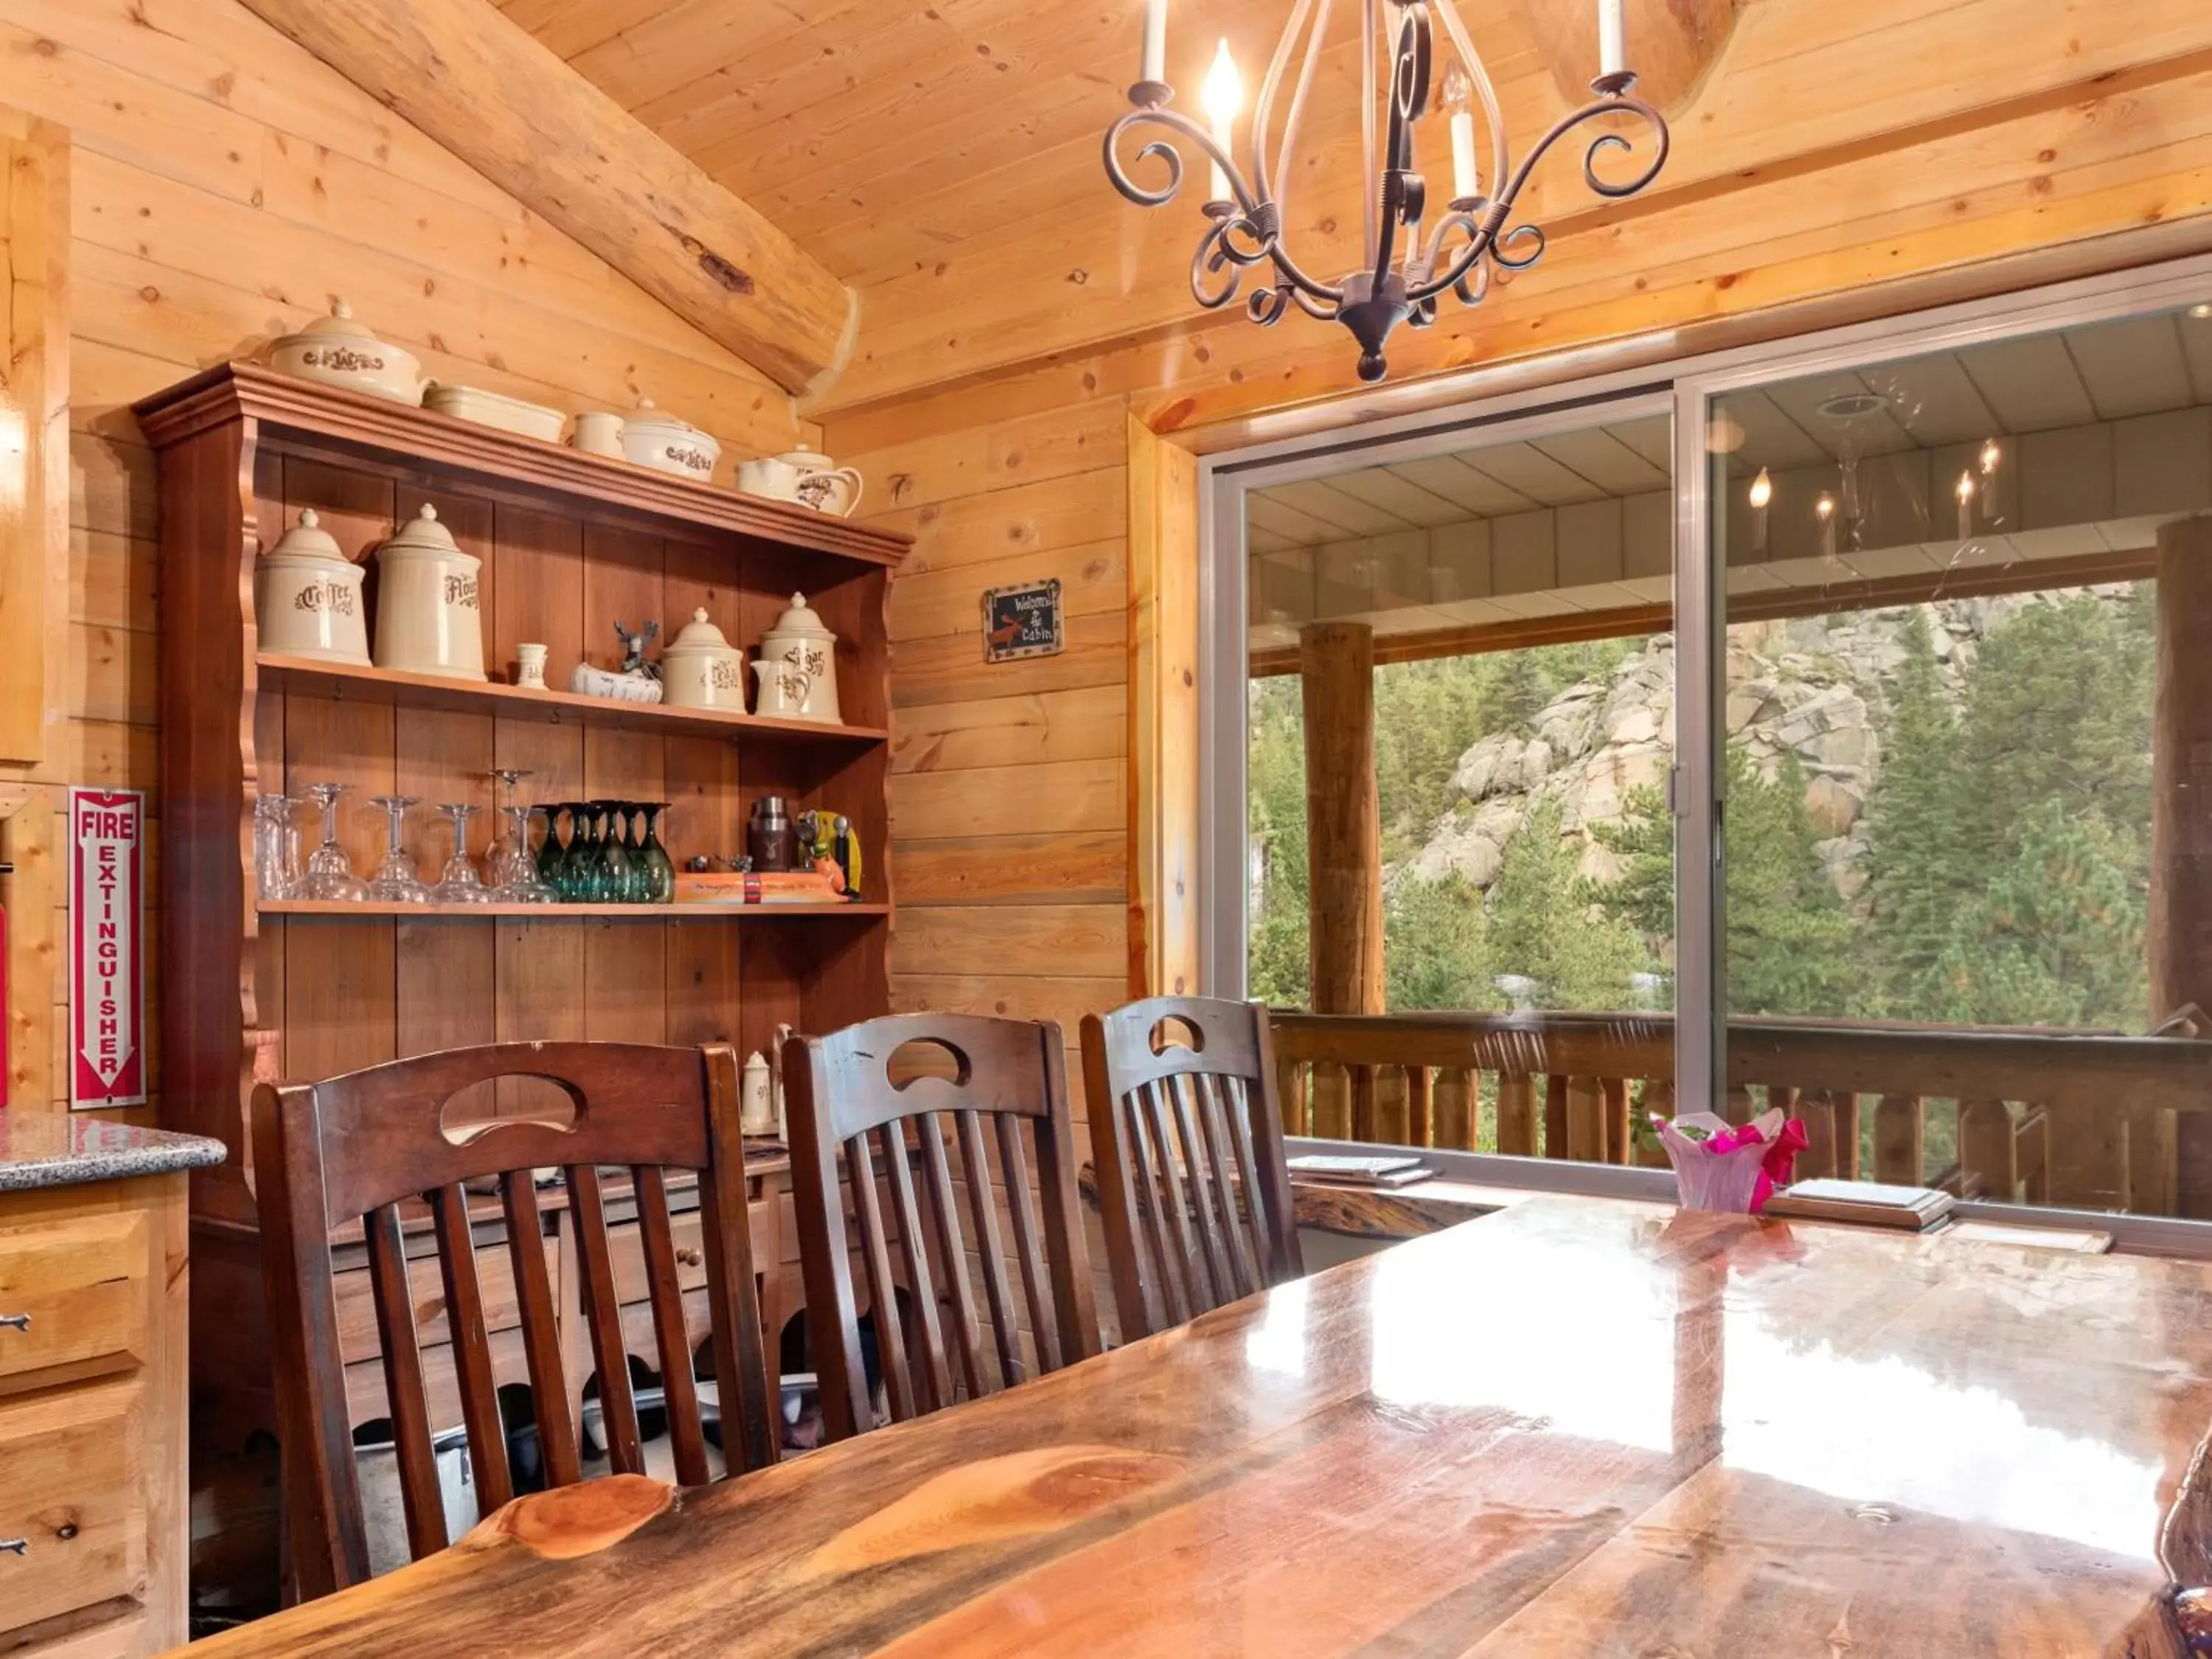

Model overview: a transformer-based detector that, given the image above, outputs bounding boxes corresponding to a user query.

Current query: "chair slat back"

[251,1040,778,1600]
[1082,998,1301,1340]
[784,1013,1100,1441]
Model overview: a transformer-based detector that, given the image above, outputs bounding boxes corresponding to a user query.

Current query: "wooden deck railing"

[1270,1010,2212,1215]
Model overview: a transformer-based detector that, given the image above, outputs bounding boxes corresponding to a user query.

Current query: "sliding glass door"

[1688,280,2212,1218]
[1226,393,1684,1157]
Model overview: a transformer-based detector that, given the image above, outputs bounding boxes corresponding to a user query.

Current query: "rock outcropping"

[1402,597,2043,905]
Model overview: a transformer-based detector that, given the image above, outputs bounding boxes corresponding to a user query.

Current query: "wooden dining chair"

[1080,996,1302,1341]
[783,1012,1100,1441]
[251,1040,778,1599]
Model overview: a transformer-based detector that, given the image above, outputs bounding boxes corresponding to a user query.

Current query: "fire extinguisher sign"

[69,787,145,1110]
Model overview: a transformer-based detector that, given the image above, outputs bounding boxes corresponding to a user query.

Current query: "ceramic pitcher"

[748,593,840,723]
[779,449,864,517]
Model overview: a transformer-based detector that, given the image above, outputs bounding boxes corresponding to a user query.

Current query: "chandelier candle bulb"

[1444,62,1478,201]
[1202,38,1242,200]
[1956,470,1977,540]
[1598,0,1626,77]
[1142,0,1169,87]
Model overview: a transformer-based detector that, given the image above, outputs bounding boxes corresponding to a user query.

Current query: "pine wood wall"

[0,0,801,1120]
[831,392,1132,1142]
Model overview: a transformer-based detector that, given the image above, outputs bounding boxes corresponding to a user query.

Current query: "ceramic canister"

[659,608,747,712]
[256,508,370,664]
[748,593,841,723]
[372,504,487,682]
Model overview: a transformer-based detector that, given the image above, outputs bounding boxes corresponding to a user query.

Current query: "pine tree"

[1859,608,1968,1014]
[1484,799,1651,1009]
[1589,748,1854,1015]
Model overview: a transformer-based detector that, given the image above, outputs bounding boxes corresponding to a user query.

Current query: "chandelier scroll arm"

[1405,87,1667,305]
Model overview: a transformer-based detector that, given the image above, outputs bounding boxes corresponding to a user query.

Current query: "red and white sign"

[69,787,145,1110]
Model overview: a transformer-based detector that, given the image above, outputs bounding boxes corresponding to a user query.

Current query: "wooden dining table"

[182,1194,2212,1656]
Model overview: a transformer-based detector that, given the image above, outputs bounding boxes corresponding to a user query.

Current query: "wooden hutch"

[133,364,905,1464]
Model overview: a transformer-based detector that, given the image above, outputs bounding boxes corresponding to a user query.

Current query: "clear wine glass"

[430,802,494,905]
[254,794,305,901]
[365,794,432,905]
[484,769,537,891]
[302,782,369,902]
[493,801,560,904]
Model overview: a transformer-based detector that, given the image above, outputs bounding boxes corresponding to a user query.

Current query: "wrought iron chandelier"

[1103,0,1672,381]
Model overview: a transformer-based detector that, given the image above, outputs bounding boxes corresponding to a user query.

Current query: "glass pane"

[1245,408,1676,1157]
[1708,299,2212,1216]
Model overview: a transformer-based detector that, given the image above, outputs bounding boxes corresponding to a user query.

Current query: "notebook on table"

[1763,1178,1955,1231]
[1287,1153,1435,1189]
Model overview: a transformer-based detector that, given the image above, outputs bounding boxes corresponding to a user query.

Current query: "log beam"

[237,0,854,397]
[1299,622,1384,1018]
[1480,0,1734,120]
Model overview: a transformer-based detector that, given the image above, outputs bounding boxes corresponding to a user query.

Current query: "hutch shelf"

[135,363,908,1463]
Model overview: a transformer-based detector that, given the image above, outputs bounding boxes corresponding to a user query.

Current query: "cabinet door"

[0,1214,147,1386]
[0,1380,146,1633]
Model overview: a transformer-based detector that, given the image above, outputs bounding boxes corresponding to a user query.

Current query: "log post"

[2154,515,2212,1216]
[1300,623,1385,1018]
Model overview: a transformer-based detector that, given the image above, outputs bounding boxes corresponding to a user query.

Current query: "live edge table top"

[184,1197,2212,1657]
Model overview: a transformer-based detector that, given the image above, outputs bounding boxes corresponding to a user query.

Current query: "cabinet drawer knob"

[0,1539,25,1557]
[675,1247,703,1267]
[0,1314,27,1333]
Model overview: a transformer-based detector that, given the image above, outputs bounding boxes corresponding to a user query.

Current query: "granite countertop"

[0,1108,226,1194]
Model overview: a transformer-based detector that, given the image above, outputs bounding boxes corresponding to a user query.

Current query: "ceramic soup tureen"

[619,399,720,483]
[750,594,840,723]
[267,301,427,406]
[255,509,369,665]
[372,504,486,681]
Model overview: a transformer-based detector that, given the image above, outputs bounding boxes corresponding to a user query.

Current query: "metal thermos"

[747,796,797,872]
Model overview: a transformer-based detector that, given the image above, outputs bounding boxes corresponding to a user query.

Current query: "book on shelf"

[1763,1178,1955,1231]
[1286,1153,1435,1189]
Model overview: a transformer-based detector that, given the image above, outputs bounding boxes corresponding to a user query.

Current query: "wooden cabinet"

[0,1176,189,1658]
[133,365,908,1586]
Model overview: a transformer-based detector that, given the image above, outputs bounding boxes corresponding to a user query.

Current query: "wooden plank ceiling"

[502,0,2212,416]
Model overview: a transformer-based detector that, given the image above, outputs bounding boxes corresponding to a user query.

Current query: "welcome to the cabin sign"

[69,787,146,1110]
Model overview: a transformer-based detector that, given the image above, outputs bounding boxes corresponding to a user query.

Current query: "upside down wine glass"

[484,769,557,903]
[365,794,432,904]
[302,781,369,902]
[431,801,493,905]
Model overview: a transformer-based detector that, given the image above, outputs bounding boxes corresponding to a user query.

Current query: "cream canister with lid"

[748,592,840,723]
[372,504,486,681]
[659,608,748,712]
[256,508,370,664]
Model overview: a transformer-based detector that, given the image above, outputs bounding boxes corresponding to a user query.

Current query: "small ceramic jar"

[780,450,864,516]
[735,456,799,501]
[266,301,427,406]
[659,608,748,712]
[749,593,841,723]
[571,411,625,457]
[619,399,720,482]
[372,504,486,682]
[256,509,370,664]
